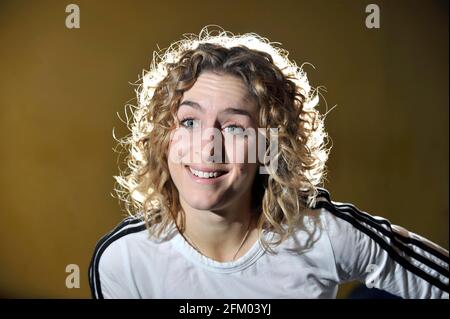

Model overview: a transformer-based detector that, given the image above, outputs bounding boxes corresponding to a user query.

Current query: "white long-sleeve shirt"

[89,188,449,299]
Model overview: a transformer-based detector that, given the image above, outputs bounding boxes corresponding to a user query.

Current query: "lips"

[185,165,228,180]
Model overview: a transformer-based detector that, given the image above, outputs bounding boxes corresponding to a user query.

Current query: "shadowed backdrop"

[0,0,448,298]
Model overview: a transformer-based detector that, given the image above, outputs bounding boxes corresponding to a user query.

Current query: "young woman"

[89,28,449,299]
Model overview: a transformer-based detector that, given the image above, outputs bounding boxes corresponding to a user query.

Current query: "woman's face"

[167,71,260,212]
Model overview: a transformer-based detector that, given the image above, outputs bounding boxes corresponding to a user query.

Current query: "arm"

[317,191,449,299]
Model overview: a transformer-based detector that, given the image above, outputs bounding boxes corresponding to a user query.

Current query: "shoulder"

[312,187,398,267]
[314,187,392,242]
[91,216,148,261]
[88,216,147,298]
[314,187,448,265]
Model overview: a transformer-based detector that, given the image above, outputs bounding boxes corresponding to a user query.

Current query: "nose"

[200,125,223,164]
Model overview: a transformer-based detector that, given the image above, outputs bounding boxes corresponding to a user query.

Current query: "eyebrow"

[179,100,254,119]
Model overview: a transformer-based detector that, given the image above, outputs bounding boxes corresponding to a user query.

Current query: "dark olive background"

[0,0,447,298]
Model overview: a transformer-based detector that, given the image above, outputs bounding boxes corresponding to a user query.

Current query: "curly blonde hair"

[113,26,331,251]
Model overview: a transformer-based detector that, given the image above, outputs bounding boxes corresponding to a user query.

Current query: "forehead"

[181,72,255,109]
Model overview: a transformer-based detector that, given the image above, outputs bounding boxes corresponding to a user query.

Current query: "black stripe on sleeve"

[316,187,449,262]
[334,203,449,278]
[315,199,449,293]
[88,217,145,299]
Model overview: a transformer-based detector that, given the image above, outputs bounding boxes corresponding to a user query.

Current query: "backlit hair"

[113,26,332,250]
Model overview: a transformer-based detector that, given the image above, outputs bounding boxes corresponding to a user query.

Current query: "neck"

[177,192,258,262]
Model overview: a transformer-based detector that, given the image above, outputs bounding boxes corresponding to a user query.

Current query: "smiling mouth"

[186,166,228,179]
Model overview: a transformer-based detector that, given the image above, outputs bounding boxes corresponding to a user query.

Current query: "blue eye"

[180,118,199,129]
[224,125,245,135]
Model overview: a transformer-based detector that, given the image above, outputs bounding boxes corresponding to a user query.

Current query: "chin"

[181,193,224,211]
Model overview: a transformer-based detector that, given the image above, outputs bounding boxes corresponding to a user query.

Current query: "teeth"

[189,167,222,179]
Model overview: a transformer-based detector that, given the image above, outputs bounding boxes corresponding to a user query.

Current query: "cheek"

[224,135,258,164]
[167,129,192,165]
[227,163,258,196]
